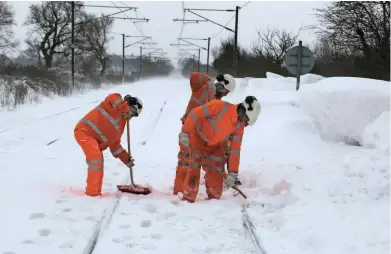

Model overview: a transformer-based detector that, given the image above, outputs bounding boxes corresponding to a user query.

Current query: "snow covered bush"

[361,111,390,154]
[0,65,93,110]
[298,77,390,145]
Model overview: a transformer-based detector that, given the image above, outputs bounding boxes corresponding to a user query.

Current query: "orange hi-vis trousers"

[173,141,192,195]
[174,135,217,195]
[182,133,226,203]
[74,129,104,196]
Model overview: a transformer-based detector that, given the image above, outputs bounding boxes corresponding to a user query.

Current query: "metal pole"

[71,1,75,87]
[296,40,302,91]
[233,5,239,76]
[139,46,143,80]
[197,48,201,72]
[206,37,210,75]
[122,34,125,83]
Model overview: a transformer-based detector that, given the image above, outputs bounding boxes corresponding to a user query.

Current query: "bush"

[0,64,91,109]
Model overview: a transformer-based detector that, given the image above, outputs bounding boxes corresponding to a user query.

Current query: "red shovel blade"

[117,184,152,195]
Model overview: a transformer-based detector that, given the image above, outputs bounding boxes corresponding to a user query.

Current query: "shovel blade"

[117,184,152,195]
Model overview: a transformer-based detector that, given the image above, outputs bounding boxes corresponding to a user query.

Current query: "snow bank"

[362,111,390,153]
[301,73,324,84]
[298,77,390,145]
[266,72,285,79]
[248,73,324,92]
[235,78,250,92]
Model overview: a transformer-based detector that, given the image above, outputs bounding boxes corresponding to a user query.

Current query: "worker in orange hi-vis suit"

[179,96,261,203]
[173,72,237,195]
[74,93,143,197]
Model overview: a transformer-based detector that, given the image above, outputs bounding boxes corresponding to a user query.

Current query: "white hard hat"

[124,95,143,117]
[216,73,236,93]
[132,96,143,116]
[241,96,261,126]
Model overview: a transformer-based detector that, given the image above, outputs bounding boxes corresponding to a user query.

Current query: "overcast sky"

[11,1,329,66]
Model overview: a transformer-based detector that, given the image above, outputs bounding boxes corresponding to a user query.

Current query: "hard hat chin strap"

[237,104,247,117]
[130,105,139,117]
[215,83,229,93]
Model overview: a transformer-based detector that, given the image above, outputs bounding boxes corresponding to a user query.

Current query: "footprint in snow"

[22,239,35,244]
[125,243,133,248]
[112,238,122,243]
[38,228,51,237]
[86,216,96,221]
[112,235,132,243]
[29,212,45,220]
[3,251,16,254]
[165,212,177,219]
[61,208,72,213]
[142,244,156,250]
[145,204,157,213]
[55,199,65,204]
[140,220,152,228]
[58,242,73,249]
[150,233,162,240]
[119,224,131,229]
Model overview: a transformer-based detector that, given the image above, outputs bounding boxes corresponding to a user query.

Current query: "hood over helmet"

[190,72,212,92]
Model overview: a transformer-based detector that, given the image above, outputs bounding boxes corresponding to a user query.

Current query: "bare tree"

[252,26,301,66]
[24,42,42,67]
[311,1,390,79]
[76,13,114,78]
[24,1,85,68]
[0,2,19,54]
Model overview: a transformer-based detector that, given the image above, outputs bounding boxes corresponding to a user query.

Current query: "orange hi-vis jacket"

[181,72,215,122]
[182,100,245,173]
[75,93,131,164]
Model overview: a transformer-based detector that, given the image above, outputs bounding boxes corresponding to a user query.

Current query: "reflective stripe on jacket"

[182,100,244,173]
[181,72,215,122]
[75,93,131,163]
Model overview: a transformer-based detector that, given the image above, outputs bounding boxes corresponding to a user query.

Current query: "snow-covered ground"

[0,74,389,254]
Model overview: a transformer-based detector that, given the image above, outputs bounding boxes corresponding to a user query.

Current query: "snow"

[0,74,389,254]
[298,77,390,144]
[362,111,390,154]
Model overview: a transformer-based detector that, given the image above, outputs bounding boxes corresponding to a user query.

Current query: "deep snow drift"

[0,74,389,254]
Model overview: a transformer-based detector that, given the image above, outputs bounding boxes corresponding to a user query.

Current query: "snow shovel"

[117,119,151,195]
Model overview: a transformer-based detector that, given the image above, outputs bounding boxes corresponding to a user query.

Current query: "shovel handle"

[126,119,135,186]
[232,185,247,199]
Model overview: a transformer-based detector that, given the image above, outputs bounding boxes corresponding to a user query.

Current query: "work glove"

[224,140,231,155]
[178,132,190,147]
[180,115,187,125]
[224,172,238,189]
[123,111,132,121]
[125,157,135,168]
